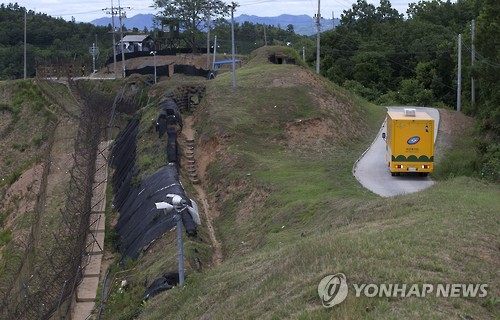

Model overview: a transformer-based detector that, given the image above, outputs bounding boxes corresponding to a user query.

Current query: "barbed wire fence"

[0,79,120,319]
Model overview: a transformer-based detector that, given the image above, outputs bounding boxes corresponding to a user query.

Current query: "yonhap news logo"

[318,273,489,308]
[317,273,348,307]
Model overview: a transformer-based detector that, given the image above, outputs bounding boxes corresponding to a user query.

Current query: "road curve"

[353,107,440,197]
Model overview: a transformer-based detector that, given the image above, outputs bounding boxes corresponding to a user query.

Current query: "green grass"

[0,229,12,246]
[134,102,169,180]
[0,79,83,313]
[0,80,56,189]
[433,131,482,180]
[102,47,498,319]
[139,177,498,320]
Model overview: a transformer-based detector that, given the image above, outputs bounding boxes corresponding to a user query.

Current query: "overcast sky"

[11,0,420,23]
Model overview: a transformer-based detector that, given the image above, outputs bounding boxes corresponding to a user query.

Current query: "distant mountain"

[91,14,156,31]
[235,14,338,36]
[235,14,313,25]
[90,13,338,36]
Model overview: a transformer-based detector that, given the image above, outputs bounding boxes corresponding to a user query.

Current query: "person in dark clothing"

[156,110,168,138]
[160,98,183,128]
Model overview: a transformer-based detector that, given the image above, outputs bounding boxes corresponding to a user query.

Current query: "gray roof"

[122,35,152,42]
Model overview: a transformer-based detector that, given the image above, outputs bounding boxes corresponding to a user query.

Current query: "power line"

[321,47,455,56]
[31,9,104,18]
[461,42,500,69]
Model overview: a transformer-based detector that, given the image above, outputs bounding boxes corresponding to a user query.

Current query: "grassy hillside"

[0,80,59,251]
[0,79,121,318]
[0,79,79,312]
[103,47,498,319]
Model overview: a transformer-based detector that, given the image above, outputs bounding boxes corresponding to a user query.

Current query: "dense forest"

[0,0,498,137]
[314,0,499,137]
[0,3,113,78]
[0,2,302,76]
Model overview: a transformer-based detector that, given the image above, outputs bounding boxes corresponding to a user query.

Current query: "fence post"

[64,265,81,319]
[57,280,68,319]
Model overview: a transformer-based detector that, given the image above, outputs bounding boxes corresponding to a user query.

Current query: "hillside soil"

[183,115,223,267]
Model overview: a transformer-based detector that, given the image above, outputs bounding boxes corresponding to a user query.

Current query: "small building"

[117,35,155,54]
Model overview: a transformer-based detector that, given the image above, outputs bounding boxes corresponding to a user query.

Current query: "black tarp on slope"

[114,163,197,260]
[156,98,182,137]
[155,98,183,163]
[104,49,208,66]
[125,64,210,78]
[159,98,183,128]
[109,119,139,210]
[125,65,170,77]
[143,272,180,300]
[174,64,210,77]
[166,126,178,163]
[110,110,197,261]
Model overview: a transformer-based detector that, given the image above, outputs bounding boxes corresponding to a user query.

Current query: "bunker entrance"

[269,53,296,65]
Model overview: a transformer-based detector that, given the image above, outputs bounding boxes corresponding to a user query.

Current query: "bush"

[480,143,500,182]
[0,229,12,246]
[433,135,482,180]
[343,80,380,101]
[5,170,22,186]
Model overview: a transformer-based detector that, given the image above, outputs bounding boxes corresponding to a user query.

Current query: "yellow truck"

[382,108,434,176]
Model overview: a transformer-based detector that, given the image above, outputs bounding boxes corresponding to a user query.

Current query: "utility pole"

[95,34,98,72]
[229,2,237,89]
[176,211,185,285]
[155,196,200,286]
[315,0,321,74]
[457,33,462,112]
[103,1,118,79]
[155,201,185,286]
[212,35,217,70]
[263,24,267,46]
[303,46,305,61]
[471,19,476,110]
[24,8,27,80]
[111,2,117,79]
[150,50,157,83]
[89,35,100,74]
[206,1,211,70]
[117,0,130,79]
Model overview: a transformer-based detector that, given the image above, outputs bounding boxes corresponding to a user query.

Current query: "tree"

[340,0,378,34]
[475,0,500,134]
[398,79,435,105]
[351,43,392,92]
[0,4,114,79]
[154,0,230,52]
[377,0,403,22]
[340,0,402,34]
